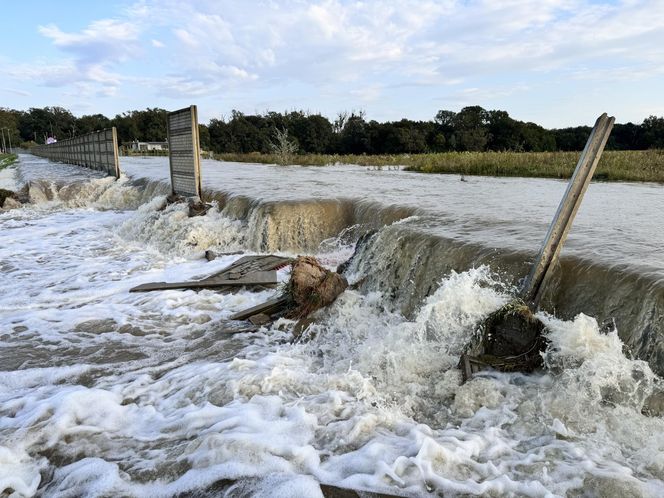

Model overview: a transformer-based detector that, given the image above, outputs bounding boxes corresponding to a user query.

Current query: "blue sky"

[1,0,663,127]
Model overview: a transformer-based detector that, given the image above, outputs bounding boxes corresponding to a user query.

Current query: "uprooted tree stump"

[229,256,348,326]
[0,188,19,209]
[284,256,348,319]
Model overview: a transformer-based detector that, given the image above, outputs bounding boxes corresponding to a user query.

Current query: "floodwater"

[1,153,663,497]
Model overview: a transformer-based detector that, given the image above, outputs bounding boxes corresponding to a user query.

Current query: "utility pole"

[1,128,6,154]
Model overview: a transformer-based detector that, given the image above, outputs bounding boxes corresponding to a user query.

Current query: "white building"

[130,140,168,151]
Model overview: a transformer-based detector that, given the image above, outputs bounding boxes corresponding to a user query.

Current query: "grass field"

[215,150,664,182]
[0,153,18,171]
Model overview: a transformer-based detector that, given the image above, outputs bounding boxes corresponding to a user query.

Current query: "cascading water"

[1,154,663,497]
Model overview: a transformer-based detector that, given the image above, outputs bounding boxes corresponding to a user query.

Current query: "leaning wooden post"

[459,113,615,381]
[521,113,614,307]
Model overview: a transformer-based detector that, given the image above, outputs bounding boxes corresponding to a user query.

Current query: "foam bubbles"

[117,197,246,257]
[2,169,664,497]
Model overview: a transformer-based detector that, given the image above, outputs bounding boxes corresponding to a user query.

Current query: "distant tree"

[333,111,349,134]
[135,108,168,142]
[198,124,211,150]
[519,122,555,152]
[0,108,21,148]
[640,115,664,149]
[487,110,522,151]
[112,111,140,144]
[339,113,370,154]
[432,110,457,152]
[609,122,641,150]
[553,126,592,151]
[208,118,233,153]
[434,110,456,128]
[286,112,334,153]
[4,103,661,154]
[227,111,269,153]
[375,119,428,154]
[452,106,491,151]
[18,107,76,143]
[76,114,112,135]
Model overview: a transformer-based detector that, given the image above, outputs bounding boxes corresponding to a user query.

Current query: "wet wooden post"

[521,113,615,307]
[460,113,615,381]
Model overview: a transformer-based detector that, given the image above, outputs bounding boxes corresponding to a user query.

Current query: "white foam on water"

[117,196,246,257]
[1,178,663,497]
[0,164,19,192]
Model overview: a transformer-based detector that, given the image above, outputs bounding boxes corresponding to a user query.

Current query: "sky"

[1,0,663,128]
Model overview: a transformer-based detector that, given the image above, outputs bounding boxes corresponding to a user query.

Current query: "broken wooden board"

[229,296,289,321]
[129,254,293,293]
[129,271,278,292]
[205,249,243,261]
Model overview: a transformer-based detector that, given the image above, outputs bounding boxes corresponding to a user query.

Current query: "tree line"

[1,105,662,154]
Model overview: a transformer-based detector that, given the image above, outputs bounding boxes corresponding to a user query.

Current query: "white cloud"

[124,0,664,96]
[38,19,140,62]
[173,29,199,48]
[7,0,664,123]
[1,87,31,97]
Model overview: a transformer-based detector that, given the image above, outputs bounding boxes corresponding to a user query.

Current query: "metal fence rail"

[31,128,120,178]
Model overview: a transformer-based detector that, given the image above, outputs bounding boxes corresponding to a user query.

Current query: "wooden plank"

[229,296,289,321]
[520,113,614,307]
[197,255,291,283]
[320,484,406,498]
[459,114,615,381]
[129,271,277,293]
[128,254,292,293]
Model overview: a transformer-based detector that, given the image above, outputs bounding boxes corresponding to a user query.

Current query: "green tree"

[0,108,21,150]
[198,124,211,150]
[339,112,370,154]
[487,110,522,151]
[640,116,664,148]
[452,106,490,151]
[76,114,112,134]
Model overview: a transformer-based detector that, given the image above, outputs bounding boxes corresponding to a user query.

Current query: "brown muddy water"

[0,153,663,497]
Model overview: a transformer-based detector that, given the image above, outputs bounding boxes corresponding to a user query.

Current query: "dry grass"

[214,150,664,182]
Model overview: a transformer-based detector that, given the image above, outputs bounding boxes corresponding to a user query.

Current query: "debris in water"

[285,256,348,319]
[460,300,547,381]
[231,256,348,325]
[205,249,244,261]
[248,313,272,326]
[164,192,212,217]
[0,188,20,209]
[460,113,615,381]
[129,254,292,293]
[230,296,289,321]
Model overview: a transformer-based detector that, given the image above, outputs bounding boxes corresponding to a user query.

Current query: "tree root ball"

[0,188,17,208]
[286,256,348,318]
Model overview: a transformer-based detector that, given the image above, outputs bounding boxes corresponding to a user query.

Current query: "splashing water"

[1,168,663,497]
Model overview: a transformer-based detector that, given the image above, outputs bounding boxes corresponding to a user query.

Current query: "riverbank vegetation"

[215,149,664,182]
[0,153,18,170]
[2,105,663,181]
[3,105,663,153]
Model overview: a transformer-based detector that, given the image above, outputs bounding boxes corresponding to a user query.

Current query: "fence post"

[520,113,615,307]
